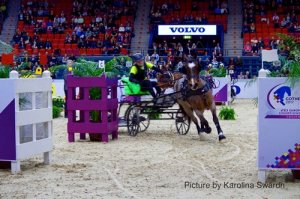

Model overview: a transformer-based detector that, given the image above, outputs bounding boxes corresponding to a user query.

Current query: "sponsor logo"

[267,84,298,109]
[169,27,205,33]
[158,25,216,35]
[231,85,241,95]
[266,84,300,119]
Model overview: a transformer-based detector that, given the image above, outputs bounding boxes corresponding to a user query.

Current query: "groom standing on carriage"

[129,53,164,99]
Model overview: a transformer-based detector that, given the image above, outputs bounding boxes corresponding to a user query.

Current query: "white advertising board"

[158,25,217,35]
[258,77,300,172]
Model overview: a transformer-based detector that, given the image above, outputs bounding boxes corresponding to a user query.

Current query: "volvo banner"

[158,25,217,35]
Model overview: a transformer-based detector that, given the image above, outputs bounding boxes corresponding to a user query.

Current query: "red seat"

[39,49,46,54]
[93,48,101,55]
[65,44,72,49]
[60,48,66,55]
[79,48,86,55]
[86,48,93,55]
[58,43,64,49]
[45,49,53,54]
[47,34,54,40]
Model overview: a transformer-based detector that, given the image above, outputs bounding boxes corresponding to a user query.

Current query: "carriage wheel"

[139,110,150,132]
[175,109,191,135]
[126,106,141,136]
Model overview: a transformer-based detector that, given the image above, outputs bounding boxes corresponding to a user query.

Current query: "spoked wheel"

[139,110,150,132]
[127,105,151,136]
[175,109,191,135]
[126,106,140,136]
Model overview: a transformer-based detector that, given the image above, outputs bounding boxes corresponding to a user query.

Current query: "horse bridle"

[186,74,202,91]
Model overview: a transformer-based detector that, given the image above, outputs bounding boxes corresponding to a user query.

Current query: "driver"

[129,53,163,98]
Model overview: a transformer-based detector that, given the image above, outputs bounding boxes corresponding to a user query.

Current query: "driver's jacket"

[129,62,154,82]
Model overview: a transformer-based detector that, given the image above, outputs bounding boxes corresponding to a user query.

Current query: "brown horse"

[175,58,226,141]
[156,59,226,141]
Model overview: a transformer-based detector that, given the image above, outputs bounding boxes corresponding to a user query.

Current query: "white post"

[226,74,231,105]
[42,70,51,78]
[10,71,19,173]
[11,161,21,174]
[43,151,51,165]
[9,70,19,79]
[258,69,269,77]
[258,170,266,183]
[258,69,269,183]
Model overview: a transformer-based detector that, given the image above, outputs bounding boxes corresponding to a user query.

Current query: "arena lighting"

[183,35,192,39]
[158,25,217,35]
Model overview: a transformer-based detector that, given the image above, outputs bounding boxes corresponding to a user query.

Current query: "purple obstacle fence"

[67,75,118,142]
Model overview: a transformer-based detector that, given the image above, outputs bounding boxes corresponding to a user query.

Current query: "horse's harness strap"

[201,75,216,89]
[185,83,210,98]
[180,75,212,99]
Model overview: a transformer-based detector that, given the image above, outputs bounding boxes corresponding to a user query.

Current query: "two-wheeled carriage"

[117,80,191,136]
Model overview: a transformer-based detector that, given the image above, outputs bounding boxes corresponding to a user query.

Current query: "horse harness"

[181,76,213,99]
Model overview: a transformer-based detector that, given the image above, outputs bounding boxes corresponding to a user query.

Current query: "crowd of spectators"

[150,2,209,25]
[144,48,252,80]
[242,0,299,56]
[150,38,222,56]
[143,35,252,80]
[148,0,228,72]
[148,0,234,78]
[149,0,228,33]
[0,0,8,32]
[16,51,77,71]
[12,0,137,56]
[242,0,299,34]
[2,0,298,78]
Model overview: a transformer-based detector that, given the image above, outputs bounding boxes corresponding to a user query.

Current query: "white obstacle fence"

[0,71,53,173]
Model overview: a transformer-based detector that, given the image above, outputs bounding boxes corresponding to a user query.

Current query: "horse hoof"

[199,133,207,141]
[198,128,205,133]
[205,127,212,134]
[218,134,226,142]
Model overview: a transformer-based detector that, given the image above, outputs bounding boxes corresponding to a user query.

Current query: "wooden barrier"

[0,71,53,173]
[67,75,118,142]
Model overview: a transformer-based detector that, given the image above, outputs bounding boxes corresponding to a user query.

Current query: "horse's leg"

[192,110,202,133]
[193,109,211,134]
[210,104,226,141]
[191,110,207,141]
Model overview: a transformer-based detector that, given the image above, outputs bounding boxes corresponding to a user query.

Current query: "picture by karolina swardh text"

[184,181,285,190]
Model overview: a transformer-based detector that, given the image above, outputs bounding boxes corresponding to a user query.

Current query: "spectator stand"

[242,0,299,56]
[13,0,137,59]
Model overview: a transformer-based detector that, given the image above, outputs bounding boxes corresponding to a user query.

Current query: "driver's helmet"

[131,53,144,62]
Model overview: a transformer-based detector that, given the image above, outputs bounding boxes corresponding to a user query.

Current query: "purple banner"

[214,85,228,102]
[0,100,16,160]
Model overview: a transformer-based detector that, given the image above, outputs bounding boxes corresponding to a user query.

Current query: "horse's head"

[184,58,201,90]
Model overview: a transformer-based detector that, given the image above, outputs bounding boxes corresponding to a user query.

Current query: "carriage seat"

[121,77,150,96]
